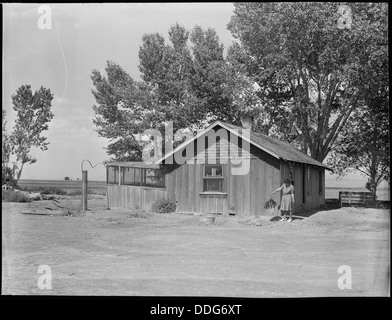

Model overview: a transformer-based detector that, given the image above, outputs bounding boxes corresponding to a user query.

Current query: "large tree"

[227,2,388,162]
[328,104,389,201]
[3,85,54,186]
[92,24,260,160]
[326,18,389,200]
[2,109,12,184]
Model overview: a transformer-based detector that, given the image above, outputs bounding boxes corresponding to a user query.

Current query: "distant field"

[17,179,106,194]
[17,179,389,201]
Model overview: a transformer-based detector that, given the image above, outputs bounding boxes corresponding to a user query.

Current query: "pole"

[106,166,110,210]
[82,170,88,211]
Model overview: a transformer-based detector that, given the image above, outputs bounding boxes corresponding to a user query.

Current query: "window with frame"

[121,167,142,186]
[107,166,165,188]
[144,168,165,188]
[107,166,119,184]
[203,164,223,192]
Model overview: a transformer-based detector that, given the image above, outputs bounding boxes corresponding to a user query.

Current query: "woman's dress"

[280,184,294,211]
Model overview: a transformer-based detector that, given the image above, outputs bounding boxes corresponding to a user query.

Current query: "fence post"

[82,170,88,211]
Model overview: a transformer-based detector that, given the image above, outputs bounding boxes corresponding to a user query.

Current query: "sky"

[3,3,236,181]
[2,3,388,190]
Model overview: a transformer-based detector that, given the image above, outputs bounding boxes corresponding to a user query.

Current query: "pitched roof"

[223,122,332,170]
[156,120,332,171]
[106,161,160,169]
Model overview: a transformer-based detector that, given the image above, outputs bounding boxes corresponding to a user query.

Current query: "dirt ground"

[2,195,390,297]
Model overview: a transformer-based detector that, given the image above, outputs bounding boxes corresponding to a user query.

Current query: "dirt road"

[2,195,390,296]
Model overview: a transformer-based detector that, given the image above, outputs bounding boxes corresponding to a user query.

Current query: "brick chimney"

[241,115,254,130]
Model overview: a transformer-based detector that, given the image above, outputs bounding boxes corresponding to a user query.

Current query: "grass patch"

[41,187,68,195]
[17,185,38,192]
[67,190,82,196]
[2,190,32,203]
[18,185,68,195]
[67,189,106,196]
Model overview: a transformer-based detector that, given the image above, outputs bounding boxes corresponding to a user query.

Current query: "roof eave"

[155,120,281,164]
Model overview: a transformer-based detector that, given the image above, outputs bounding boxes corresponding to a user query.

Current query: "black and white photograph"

[2,2,389,302]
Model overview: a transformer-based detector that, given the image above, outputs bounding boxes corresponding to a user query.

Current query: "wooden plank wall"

[308,166,325,208]
[279,161,325,211]
[108,185,166,210]
[293,163,304,212]
[166,162,229,215]
[230,158,280,216]
[166,157,281,217]
[108,162,325,216]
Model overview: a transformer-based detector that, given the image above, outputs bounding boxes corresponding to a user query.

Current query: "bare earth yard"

[2,195,390,296]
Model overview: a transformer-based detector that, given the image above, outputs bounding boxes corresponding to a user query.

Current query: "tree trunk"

[15,162,25,187]
[366,177,377,203]
[366,157,378,203]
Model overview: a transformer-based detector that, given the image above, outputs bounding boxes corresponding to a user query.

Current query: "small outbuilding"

[106,119,332,216]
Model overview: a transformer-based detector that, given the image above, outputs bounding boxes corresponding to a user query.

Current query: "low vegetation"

[41,187,68,195]
[2,190,32,203]
[67,189,106,196]
[264,199,277,209]
[151,198,176,213]
[17,184,105,196]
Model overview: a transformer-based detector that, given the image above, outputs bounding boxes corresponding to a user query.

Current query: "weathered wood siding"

[107,124,326,214]
[108,185,166,210]
[280,161,325,211]
[227,157,281,216]
[165,157,281,216]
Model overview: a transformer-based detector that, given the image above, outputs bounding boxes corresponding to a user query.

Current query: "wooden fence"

[107,184,167,210]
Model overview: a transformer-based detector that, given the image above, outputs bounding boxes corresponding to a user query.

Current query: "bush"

[67,190,82,196]
[264,199,277,209]
[2,190,32,203]
[151,198,176,213]
[66,188,105,196]
[41,187,67,195]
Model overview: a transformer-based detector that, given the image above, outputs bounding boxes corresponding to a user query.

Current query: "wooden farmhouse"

[106,118,332,216]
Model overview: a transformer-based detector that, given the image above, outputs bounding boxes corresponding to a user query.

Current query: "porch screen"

[109,166,165,188]
[121,167,142,186]
[144,168,165,188]
[107,166,119,184]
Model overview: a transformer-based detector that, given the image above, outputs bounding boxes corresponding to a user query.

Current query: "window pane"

[205,165,222,177]
[144,169,165,188]
[107,167,119,184]
[205,179,222,191]
[122,167,141,186]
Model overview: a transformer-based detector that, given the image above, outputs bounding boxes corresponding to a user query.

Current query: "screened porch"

[106,162,167,209]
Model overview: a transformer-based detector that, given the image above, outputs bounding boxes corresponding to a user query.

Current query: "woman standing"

[272,178,295,222]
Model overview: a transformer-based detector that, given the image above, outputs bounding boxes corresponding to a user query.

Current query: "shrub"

[41,187,67,195]
[151,198,176,213]
[264,199,277,209]
[66,188,105,196]
[67,189,82,196]
[2,190,32,203]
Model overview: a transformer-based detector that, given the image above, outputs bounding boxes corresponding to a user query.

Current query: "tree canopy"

[91,24,260,161]
[227,2,388,162]
[2,85,54,185]
[91,4,389,196]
